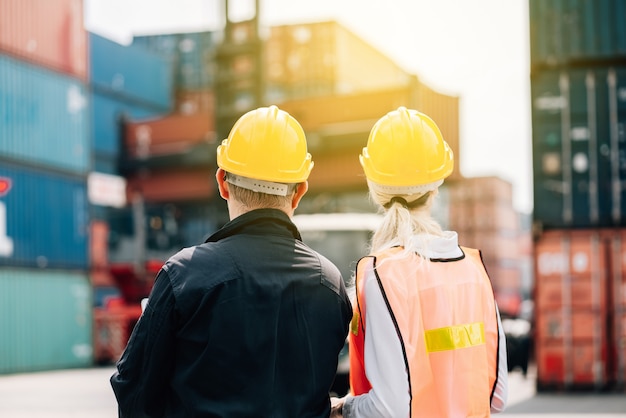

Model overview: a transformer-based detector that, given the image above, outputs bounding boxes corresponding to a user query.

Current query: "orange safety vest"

[349,246,500,418]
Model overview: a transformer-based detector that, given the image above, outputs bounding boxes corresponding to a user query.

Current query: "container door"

[534,229,609,389]
[607,229,626,389]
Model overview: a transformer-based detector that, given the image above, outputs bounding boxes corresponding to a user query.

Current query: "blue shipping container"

[532,65,626,228]
[0,163,88,269]
[89,33,174,110]
[132,31,216,90]
[92,90,167,156]
[0,268,92,374]
[529,0,626,67]
[0,54,89,174]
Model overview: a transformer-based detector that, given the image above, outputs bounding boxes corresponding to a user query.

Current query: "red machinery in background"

[92,259,163,364]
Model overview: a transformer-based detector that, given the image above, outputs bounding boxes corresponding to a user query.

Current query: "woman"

[332,107,508,417]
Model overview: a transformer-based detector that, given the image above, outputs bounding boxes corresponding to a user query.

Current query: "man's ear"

[291,181,308,209]
[216,168,229,200]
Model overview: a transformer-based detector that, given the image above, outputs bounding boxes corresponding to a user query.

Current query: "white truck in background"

[292,212,383,396]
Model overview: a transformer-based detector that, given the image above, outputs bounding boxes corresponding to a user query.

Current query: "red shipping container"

[607,230,626,311]
[462,230,520,261]
[90,220,109,270]
[534,229,613,389]
[536,278,607,310]
[483,262,522,293]
[0,0,87,80]
[175,90,215,116]
[125,113,216,158]
[536,309,605,340]
[307,150,365,192]
[447,176,513,204]
[535,229,607,309]
[613,311,626,387]
[448,201,474,232]
[536,338,609,389]
[127,169,215,203]
[606,229,626,388]
[471,202,520,232]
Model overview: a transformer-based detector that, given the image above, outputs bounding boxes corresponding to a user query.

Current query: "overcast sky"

[85,0,532,213]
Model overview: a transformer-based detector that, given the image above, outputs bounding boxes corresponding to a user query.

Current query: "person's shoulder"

[163,242,223,273]
[310,249,344,294]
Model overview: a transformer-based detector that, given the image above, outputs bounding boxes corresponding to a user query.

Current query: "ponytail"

[368,183,444,254]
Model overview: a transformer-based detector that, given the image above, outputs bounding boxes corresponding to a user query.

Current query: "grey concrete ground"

[499,364,626,417]
[0,363,624,417]
[0,366,118,418]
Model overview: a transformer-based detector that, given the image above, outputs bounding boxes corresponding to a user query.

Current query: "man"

[111,105,353,417]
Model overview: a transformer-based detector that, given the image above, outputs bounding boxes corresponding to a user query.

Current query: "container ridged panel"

[0,0,87,80]
[132,31,216,90]
[0,54,89,173]
[530,0,626,68]
[0,269,92,374]
[92,90,167,157]
[0,164,88,269]
[534,229,610,390]
[89,33,174,110]
[532,65,626,228]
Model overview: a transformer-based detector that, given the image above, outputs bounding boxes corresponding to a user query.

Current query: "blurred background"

[0,0,625,397]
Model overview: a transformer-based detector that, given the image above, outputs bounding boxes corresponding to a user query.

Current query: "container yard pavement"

[0,364,625,417]
[0,367,118,418]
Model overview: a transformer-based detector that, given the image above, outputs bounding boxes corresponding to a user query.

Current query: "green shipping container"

[0,269,92,374]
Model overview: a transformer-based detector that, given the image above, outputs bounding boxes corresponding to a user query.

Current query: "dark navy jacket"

[111,208,352,417]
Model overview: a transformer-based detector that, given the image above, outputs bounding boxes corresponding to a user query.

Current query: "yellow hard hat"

[360,107,453,188]
[217,105,314,183]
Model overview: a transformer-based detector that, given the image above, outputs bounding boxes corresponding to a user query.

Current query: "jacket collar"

[205,208,302,243]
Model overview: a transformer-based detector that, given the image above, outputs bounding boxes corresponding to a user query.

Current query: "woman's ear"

[216,168,230,200]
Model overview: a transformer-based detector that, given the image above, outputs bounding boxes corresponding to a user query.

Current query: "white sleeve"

[490,304,509,413]
[344,269,410,418]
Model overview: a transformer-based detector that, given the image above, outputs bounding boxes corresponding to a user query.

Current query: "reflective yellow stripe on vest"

[424,322,485,353]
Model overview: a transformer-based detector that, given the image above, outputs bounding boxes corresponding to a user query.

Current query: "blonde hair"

[368,181,444,255]
[228,180,296,210]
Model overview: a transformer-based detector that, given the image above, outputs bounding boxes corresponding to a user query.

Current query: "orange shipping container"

[307,150,365,192]
[125,114,216,158]
[447,176,513,204]
[0,0,87,80]
[127,169,215,203]
[449,200,519,233]
[278,83,461,181]
[460,230,520,261]
[266,21,411,95]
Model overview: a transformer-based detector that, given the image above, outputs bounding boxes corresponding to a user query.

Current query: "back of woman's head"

[360,107,454,253]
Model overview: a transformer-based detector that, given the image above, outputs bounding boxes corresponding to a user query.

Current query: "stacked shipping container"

[0,0,92,373]
[530,0,626,390]
[447,176,530,316]
[87,32,177,363]
[0,1,180,370]
[89,20,463,363]
[265,21,412,101]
